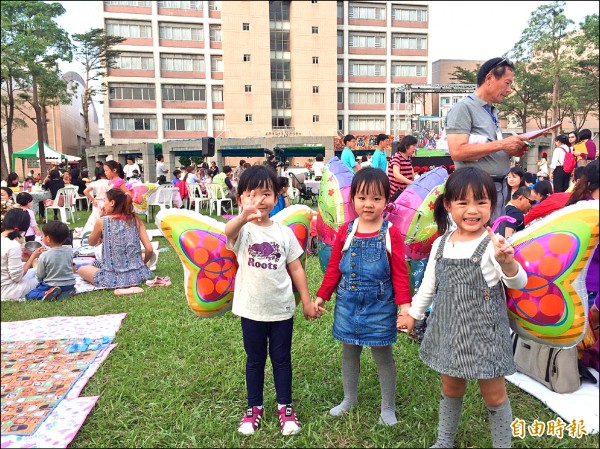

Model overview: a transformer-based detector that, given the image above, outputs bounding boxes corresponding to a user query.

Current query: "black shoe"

[42,287,62,301]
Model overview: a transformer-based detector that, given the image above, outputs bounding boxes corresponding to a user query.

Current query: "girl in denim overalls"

[397,167,527,448]
[314,168,411,425]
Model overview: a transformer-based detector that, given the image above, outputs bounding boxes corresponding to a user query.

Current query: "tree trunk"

[551,74,560,141]
[4,77,16,173]
[82,90,90,148]
[32,76,48,179]
[41,104,49,144]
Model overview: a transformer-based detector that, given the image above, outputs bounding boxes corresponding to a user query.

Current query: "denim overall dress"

[419,234,516,379]
[332,219,397,346]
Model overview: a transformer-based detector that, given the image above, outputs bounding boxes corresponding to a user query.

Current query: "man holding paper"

[446,57,531,219]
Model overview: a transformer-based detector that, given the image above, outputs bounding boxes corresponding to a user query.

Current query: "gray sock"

[487,399,512,448]
[330,344,361,416]
[371,346,397,425]
[430,393,463,448]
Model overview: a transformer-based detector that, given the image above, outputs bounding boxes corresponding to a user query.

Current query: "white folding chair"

[188,183,209,213]
[206,183,234,216]
[147,184,176,222]
[45,187,77,224]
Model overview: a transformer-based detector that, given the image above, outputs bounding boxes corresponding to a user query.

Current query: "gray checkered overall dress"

[419,234,516,379]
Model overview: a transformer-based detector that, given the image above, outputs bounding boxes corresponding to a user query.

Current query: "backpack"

[561,146,576,173]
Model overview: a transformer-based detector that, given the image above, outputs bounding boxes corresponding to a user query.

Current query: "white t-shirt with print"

[227,221,303,322]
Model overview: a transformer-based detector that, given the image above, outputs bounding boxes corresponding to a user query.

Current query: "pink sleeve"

[389,226,412,305]
[316,222,349,301]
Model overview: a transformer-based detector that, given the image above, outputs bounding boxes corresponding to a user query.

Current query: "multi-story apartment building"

[100,0,429,153]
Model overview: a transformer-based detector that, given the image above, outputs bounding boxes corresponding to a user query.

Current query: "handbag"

[511,333,580,394]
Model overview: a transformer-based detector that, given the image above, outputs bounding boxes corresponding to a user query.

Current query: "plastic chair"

[45,187,78,223]
[188,183,209,213]
[147,184,176,222]
[206,183,234,216]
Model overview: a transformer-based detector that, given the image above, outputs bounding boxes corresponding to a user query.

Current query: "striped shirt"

[388,153,413,197]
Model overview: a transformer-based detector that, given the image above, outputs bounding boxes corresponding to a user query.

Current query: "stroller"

[289,172,317,205]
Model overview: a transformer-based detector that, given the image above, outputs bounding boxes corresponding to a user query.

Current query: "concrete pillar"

[142,143,155,183]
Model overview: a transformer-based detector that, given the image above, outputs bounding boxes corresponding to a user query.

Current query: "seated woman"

[1,208,43,300]
[77,188,153,289]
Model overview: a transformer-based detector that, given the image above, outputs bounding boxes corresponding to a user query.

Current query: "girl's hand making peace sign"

[486,226,518,277]
[239,190,266,223]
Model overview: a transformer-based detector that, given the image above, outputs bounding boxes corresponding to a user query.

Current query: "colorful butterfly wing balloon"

[156,205,314,317]
[129,183,158,215]
[316,157,357,272]
[506,200,599,347]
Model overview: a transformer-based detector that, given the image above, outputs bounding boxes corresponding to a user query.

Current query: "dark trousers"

[241,317,294,407]
[553,166,570,193]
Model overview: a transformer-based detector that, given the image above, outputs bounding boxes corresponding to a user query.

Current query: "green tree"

[570,14,599,118]
[178,155,191,167]
[72,29,125,149]
[1,1,72,178]
[1,68,28,180]
[512,1,575,139]
[448,66,478,84]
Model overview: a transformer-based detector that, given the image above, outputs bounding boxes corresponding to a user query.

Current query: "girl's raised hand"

[486,226,514,265]
[239,190,265,222]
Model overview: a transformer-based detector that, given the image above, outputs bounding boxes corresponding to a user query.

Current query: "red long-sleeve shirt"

[316,221,412,305]
[523,192,570,225]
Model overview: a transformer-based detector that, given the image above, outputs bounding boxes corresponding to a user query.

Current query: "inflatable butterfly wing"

[506,200,599,347]
[156,205,313,318]
[128,183,158,215]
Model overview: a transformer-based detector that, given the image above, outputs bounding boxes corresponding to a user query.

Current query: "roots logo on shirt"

[248,241,281,270]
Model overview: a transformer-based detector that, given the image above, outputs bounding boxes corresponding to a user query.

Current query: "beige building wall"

[289,1,337,137]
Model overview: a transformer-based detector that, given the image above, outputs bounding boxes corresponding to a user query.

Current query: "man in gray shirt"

[446,57,531,219]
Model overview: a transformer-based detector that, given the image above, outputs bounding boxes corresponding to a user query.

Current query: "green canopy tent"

[11,142,80,173]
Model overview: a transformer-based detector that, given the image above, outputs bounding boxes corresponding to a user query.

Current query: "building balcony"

[160,70,205,79]
[109,100,156,108]
[348,75,385,83]
[108,68,155,78]
[111,130,157,139]
[212,102,224,109]
[210,41,222,49]
[348,47,386,55]
[121,37,153,46]
[157,7,203,17]
[161,101,207,109]
[209,10,221,19]
[349,103,385,110]
[391,49,427,57]
[159,39,204,49]
[163,130,208,139]
[391,75,427,84]
[211,71,223,80]
[348,19,386,27]
[391,20,428,29]
[104,4,151,14]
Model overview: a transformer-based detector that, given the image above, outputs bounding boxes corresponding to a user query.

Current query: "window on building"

[271,89,291,109]
[312,26,318,34]
[348,33,385,48]
[392,7,428,22]
[161,84,206,101]
[245,114,253,122]
[391,91,406,103]
[313,115,319,122]
[312,56,319,64]
[392,34,428,50]
[312,86,319,93]
[209,25,222,42]
[105,1,150,6]
[270,60,291,81]
[268,1,289,21]
[348,5,385,20]
[106,21,152,38]
[349,116,385,131]
[115,54,154,70]
[336,2,343,19]
[391,64,427,77]
[212,86,224,102]
[338,116,344,131]
[243,54,251,62]
[157,1,203,10]
[160,54,204,72]
[211,57,224,72]
[337,31,343,48]
[109,84,156,101]
[337,88,343,103]
[243,22,250,31]
[349,90,385,105]
[213,115,225,131]
[208,0,221,11]
[159,24,203,41]
[244,85,252,93]
[110,114,157,131]
[269,30,290,51]
[163,115,207,131]
[337,60,343,76]
[349,61,385,76]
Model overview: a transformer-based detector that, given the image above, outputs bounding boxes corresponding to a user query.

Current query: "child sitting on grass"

[15,192,41,243]
[26,221,76,301]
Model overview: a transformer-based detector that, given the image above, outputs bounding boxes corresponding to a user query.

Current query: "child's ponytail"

[433,193,451,236]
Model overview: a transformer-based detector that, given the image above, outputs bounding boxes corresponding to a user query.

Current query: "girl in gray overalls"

[314,168,412,425]
[397,167,527,448]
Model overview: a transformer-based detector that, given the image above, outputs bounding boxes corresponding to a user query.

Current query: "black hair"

[343,134,356,145]
[555,134,569,146]
[316,154,324,162]
[236,165,278,196]
[568,131,579,144]
[104,160,125,179]
[1,186,14,198]
[173,169,182,178]
[532,180,553,201]
[361,155,368,162]
[126,156,135,162]
[49,169,61,180]
[398,135,418,153]
[42,220,70,245]
[508,166,526,188]
[156,155,164,161]
[1,208,30,240]
[566,160,599,206]
[573,166,586,182]
[524,172,537,184]
[376,133,388,145]
[278,176,289,190]
[433,167,497,235]
[512,186,532,200]
[579,129,592,141]
[6,173,19,187]
[350,167,390,200]
[223,165,232,174]
[15,192,33,206]
[476,57,515,86]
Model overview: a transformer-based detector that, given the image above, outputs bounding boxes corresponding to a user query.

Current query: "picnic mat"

[1,313,126,448]
[507,368,599,434]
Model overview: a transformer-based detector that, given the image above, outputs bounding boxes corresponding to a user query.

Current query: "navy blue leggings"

[241,317,294,407]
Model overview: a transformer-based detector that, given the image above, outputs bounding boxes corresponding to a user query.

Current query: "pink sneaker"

[277,405,301,435]
[238,406,263,435]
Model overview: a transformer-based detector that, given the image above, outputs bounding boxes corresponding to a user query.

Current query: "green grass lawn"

[1,208,598,448]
